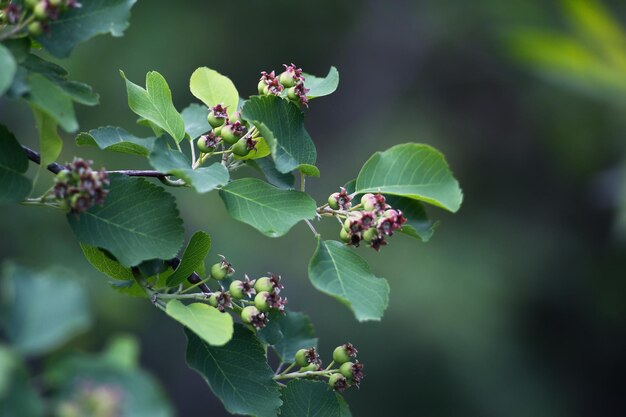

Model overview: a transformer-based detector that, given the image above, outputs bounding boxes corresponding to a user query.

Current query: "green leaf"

[76,126,156,157]
[120,70,185,142]
[189,67,239,115]
[302,66,339,99]
[21,54,99,105]
[385,195,437,242]
[308,239,389,322]
[1,263,92,356]
[44,336,173,417]
[248,158,295,189]
[242,95,317,174]
[0,345,44,417]
[185,325,282,417]
[181,103,211,140]
[299,164,320,177]
[0,44,17,96]
[279,380,351,417]
[0,124,32,204]
[166,300,233,346]
[67,174,185,267]
[270,311,317,362]
[219,178,316,237]
[80,244,134,280]
[27,73,77,132]
[355,143,463,212]
[32,106,63,166]
[166,231,211,287]
[149,137,229,193]
[37,0,137,58]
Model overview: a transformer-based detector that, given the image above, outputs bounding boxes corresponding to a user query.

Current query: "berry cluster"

[197,104,259,159]
[52,158,109,214]
[328,190,407,251]
[0,0,82,36]
[257,63,310,107]
[207,257,287,329]
[288,343,364,391]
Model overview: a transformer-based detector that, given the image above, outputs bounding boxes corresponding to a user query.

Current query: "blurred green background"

[3,0,626,416]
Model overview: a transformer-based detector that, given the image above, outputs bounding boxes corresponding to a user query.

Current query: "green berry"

[328,193,340,210]
[328,373,347,390]
[207,111,225,129]
[210,263,227,280]
[257,80,267,95]
[221,125,239,145]
[254,291,270,312]
[28,21,43,36]
[294,349,310,367]
[361,193,376,211]
[209,292,221,307]
[49,0,62,6]
[279,71,296,88]
[231,138,250,157]
[339,362,354,379]
[241,306,260,324]
[254,277,273,293]
[287,87,298,101]
[333,345,353,364]
[229,280,245,299]
[262,85,270,95]
[213,126,223,137]
[339,227,351,243]
[363,227,379,243]
[34,2,48,19]
[300,363,318,372]
[197,135,216,153]
[229,111,241,123]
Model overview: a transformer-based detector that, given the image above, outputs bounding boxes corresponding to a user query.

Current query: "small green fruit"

[279,71,296,88]
[339,227,351,243]
[209,292,221,307]
[49,0,62,6]
[257,80,267,95]
[363,227,379,243]
[210,263,227,280]
[328,193,340,210]
[221,125,239,145]
[328,373,347,390]
[339,362,354,379]
[294,349,310,367]
[197,135,216,153]
[28,21,43,36]
[231,138,250,157]
[254,291,270,312]
[254,277,273,293]
[333,345,353,364]
[34,2,48,19]
[361,193,376,211]
[287,87,298,101]
[229,280,244,299]
[207,111,225,129]
[241,305,260,324]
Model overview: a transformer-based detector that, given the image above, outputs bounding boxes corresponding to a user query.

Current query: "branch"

[22,145,211,294]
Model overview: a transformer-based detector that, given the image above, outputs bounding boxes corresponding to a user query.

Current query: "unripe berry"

[49,0,62,6]
[221,124,243,145]
[254,277,274,293]
[333,343,357,364]
[231,138,250,157]
[28,21,43,36]
[229,280,245,299]
[257,80,267,95]
[286,87,298,101]
[197,134,218,153]
[361,193,376,211]
[339,227,351,243]
[207,111,225,129]
[210,263,227,280]
[363,227,379,243]
[294,348,310,367]
[339,362,354,379]
[208,292,221,307]
[328,193,340,210]
[254,291,271,312]
[328,373,348,391]
[34,2,47,19]
[213,125,223,137]
[241,306,260,324]
[279,71,296,88]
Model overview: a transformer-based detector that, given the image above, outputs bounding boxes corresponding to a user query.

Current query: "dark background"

[2,0,626,416]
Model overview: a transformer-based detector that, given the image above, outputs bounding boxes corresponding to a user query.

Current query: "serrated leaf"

[149,137,229,193]
[308,239,389,322]
[355,143,463,212]
[76,126,156,157]
[80,244,134,280]
[270,311,317,362]
[166,231,211,287]
[242,96,317,174]
[385,195,437,242]
[1,263,92,356]
[302,66,339,99]
[181,103,211,140]
[185,325,282,417]
[37,0,137,58]
[121,70,185,142]
[67,174,185,267]
[219,178,316,237]
[166,300,233,346]
[0,125,32,204]
[27,73,77,132]
[32,106,62,166]
[248,158,295,189]
[280,380,351,417]
[189,67,239,115]
[0,44,17,96]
